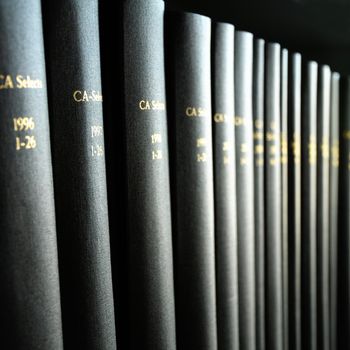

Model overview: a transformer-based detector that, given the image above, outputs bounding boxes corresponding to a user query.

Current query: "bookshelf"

[167,0,350,75]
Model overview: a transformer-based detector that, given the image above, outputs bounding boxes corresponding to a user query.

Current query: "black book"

[301,61,318,350]
[264,42,283,350]
[42,1,117,349]
[338,76,350,348]
[288,52,302,350]
[235,30,256,350]
[212,22,239,350]
[121,1,177,349]
[165,12,217,350]
[316,65,331,350]
[281,47,289,350]
[329,72,340,350]
[0,0,63,348]
[253,37,266,350]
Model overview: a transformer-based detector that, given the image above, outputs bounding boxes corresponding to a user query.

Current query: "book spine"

[123,1,177,349]
[329,72,340,350]
[288,52,302,350]
[0,1,63,348]
[301,61,318,350]
[42,1,116,349]
[212,22,239,350]
[265,42,283,350]
[281,47,289,350]
[165,12,216,350]
[316,65,331,350]
[338,76,350,348]
[234,30,256,350]
[253,37,266,350]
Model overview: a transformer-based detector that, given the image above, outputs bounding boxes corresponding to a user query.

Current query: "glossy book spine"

[265,43,283,350]
[123,1,177,349]
[338,77,350,348]
[301,61,318,350]
[329,72,340,350]
[212,22,239,350]
[253,37,266,350]
[0,0,63,348]
[43,0,116,348]
[235,30,256,350]
[281,48,289,350]
[316,65,331,350]
[288,53,302,350]
[166,11,217,350]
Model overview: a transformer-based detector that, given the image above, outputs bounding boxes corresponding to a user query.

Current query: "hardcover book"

[316,65,331,350]
[212,22,239,350]
[235,30,256,350]
[43,0,117,348]
[0,0,63,348]
[288,52,302,350]
[166,11,217,350]
[265,42,283,350]
[253,37,266,350]
[301,61,318,350]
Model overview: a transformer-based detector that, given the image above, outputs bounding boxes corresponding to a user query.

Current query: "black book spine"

[301,61,318,350]
[316,65,331,350]
[123,1,177,349]
[329,72,340,350]
[42,1,116,349]
[338,77,350,348]
[253,37,266,350]
[166,12,217,350]
[212,22,239,350]
[288,52,302,350]
[281,48,289,350]
[235,30,256,350]
[265,42,283,350]
[0,0,63,348]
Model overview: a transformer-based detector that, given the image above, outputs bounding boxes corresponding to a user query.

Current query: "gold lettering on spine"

[0,74,43,90]
[73,90,103,102]
[254,118,264,166]
[266,121,280,166]
[292,133,301,165]
[308,135,317,165]
[281,132,288,164]
[13,116,37,151]
[331,140,339,167]
[91,125,104,157]
[151,132,163,161]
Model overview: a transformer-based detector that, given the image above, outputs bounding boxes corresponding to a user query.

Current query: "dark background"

[166,0,350,75]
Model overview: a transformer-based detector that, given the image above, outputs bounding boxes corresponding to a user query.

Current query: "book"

[281,47,289,350]
[212,22,239,350]
[42,0,117,348]
[264,42,283,350]
[338,76,350,348]
[0,0,63,348]
[121,1,177,349]
[301,61,318,350]
[316,65,331,350]
[253,37,266,350]
[288,52,302,350]
[234,30,256,350]
[165,11,217,350]
[329,72,340,350]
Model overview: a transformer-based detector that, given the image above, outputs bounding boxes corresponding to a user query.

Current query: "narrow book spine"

[0,0,63,348]
[329,72,340,350]
[166,12,217,350]
[212,22,239,350]
[338,76,350,348]
[234,30,256,350]
[316,65,331,350]
[301,61,318,350]
[43,1,116,349]
[253,37,266,350]
[123,1,177,349]
[288,52,302,350]
[281,48,289,350]
[265,42,283,350]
